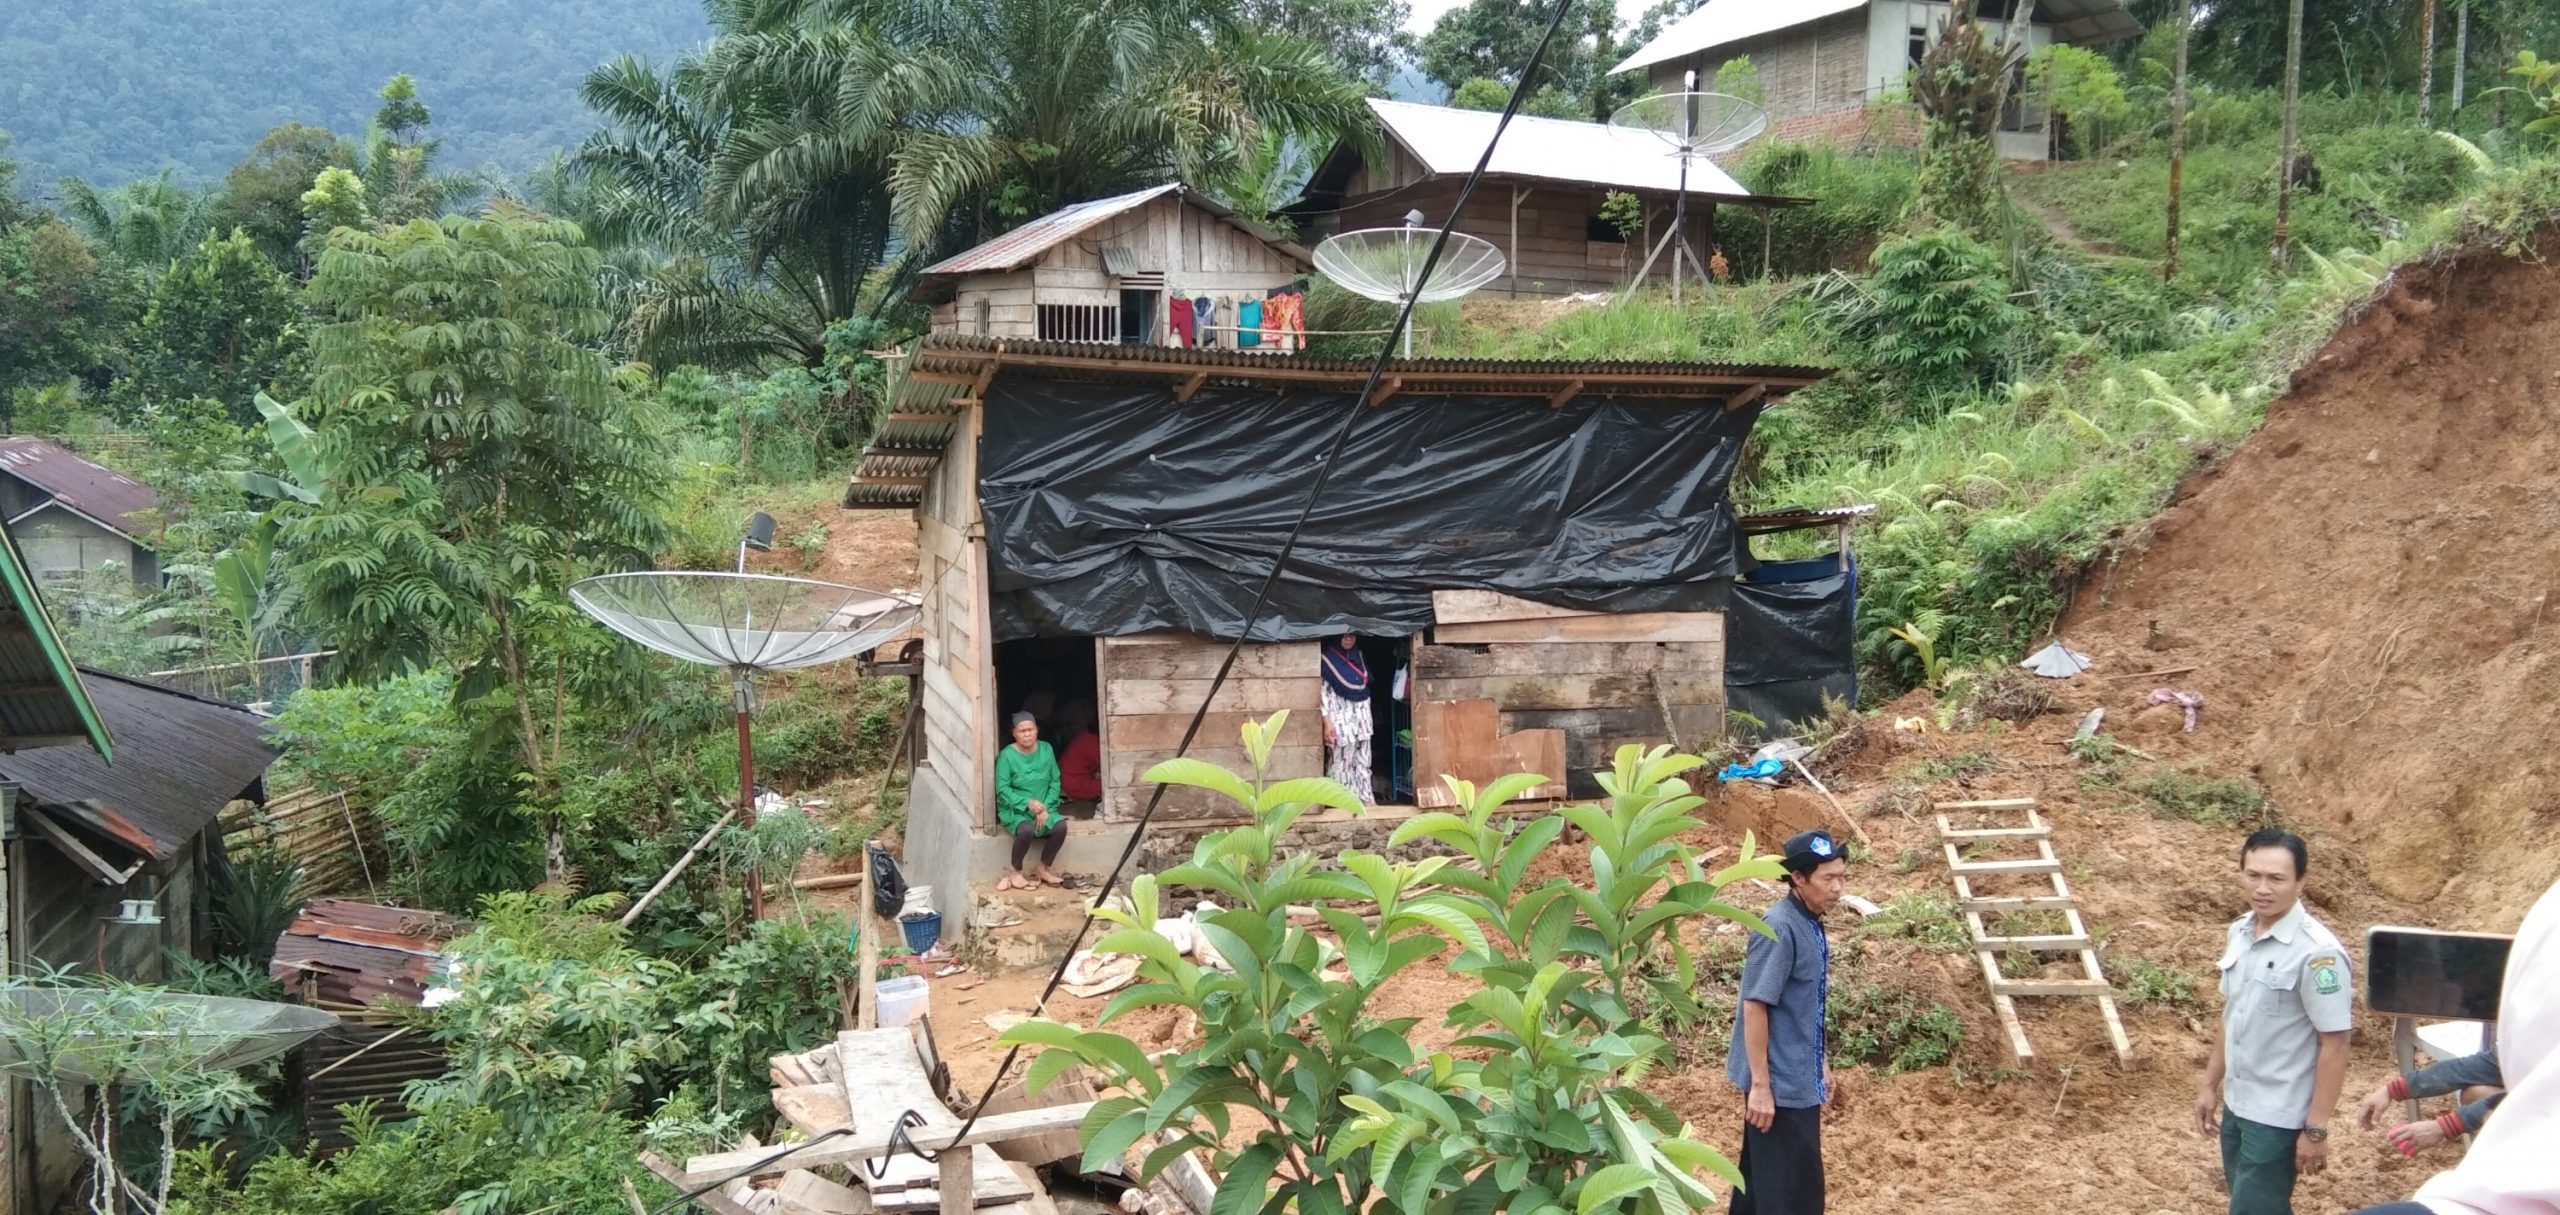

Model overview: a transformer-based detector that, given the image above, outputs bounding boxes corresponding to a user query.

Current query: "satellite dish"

[1607,74,1769,303]
[0,989,339,1084]
[1313,214,1506,357]
[570,571,920,918]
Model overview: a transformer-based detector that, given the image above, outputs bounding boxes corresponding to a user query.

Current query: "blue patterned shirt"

[1726,891,1831,1108]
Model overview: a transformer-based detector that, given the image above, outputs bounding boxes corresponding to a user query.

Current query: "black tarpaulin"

[1724,553,1859,739]
[979,380,1761,642]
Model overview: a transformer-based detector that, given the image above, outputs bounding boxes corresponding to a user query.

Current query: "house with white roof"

[1289,98,1806,296]
[1610,0,2141,160]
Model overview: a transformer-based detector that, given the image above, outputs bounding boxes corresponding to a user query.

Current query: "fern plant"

[1000,716,1783,1215]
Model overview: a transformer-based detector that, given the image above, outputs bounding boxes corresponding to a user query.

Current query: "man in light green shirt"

[2195,827,2354,1215]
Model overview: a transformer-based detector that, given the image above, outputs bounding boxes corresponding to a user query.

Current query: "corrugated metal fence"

[222,786,385,900]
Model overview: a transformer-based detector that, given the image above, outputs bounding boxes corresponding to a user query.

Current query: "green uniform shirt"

[2216,902,2354,1129]
[995,741,1062,834]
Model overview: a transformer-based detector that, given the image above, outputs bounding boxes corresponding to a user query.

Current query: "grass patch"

[2130,768,2267,826]
[2119,957,2203,1009]
[1910,750,1997,783]
[1859,894,1971,953]
[1828,981,1967,1074]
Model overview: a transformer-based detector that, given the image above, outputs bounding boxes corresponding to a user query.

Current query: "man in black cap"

[1725,829,1848,1215]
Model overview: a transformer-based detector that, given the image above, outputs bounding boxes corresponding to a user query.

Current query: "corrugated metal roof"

[270,900,459,1010]
[1738,503,1877,534]
[1613,0,2140,77]
[916,183,1312,284]
[0,437,164,542]
[906,332,1827,382]
[0,669,273,859]
[1366,98,1759,198]
[0,526,111,758]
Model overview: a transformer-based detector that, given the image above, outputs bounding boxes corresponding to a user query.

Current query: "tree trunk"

[2275,0,2305,269]
[2453,0,2469,112]
[2420,0,2439,125]
[2166,0,2192,281]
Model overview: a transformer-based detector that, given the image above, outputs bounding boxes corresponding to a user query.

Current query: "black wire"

[651,9,1585,1207]
[932,0,1589,1155]
[646,1126,856,1215]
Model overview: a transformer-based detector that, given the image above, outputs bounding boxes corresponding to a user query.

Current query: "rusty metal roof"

[0,668,273,862]
[270,899,461,1011]
[913,184,1311,297]
[843,336,1831,509]
[1738,503,1876,534]
[0,437,164,543]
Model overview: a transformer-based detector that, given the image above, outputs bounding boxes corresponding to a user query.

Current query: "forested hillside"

[0,0,706,186]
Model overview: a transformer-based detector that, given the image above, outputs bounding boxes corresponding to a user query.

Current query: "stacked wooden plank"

[663,1022,1052,1215]
[1934,797,2133,1064]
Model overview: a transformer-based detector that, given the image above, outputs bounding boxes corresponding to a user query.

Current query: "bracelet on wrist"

[2438,1112,2465,1140]
[2388,1076,2409,1101]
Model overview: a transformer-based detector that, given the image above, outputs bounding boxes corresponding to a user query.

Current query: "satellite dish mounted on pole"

[570,547,919,921]
[1610,73,1768,304]
[1312,211,1506,357]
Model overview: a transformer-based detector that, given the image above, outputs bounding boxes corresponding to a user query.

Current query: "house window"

[1586,213,1627,243]
[1908,24,1930,69]
[974,298,991,336]
[1037,303,1120,343]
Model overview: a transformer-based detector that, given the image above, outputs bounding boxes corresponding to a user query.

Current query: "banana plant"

[1000,716,1779,1215]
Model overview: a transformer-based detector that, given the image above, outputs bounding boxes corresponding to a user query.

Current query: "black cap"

[1782,830,1842,873]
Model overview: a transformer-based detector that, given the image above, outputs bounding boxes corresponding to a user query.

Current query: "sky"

[1400,0,1631,33]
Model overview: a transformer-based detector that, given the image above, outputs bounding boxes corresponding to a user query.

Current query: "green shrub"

[1827,981,1966,1074]
[1735,142,1920,277]
[1859,894,1971,953]
[2120,957,2202,1008]
[1856,232,2025,394]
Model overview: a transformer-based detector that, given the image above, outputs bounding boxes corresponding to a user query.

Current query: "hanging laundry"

[1168,296,1196,348]
[1192,296,1218,348]
[1266,289,1301,353]
[1236,297,1264,349]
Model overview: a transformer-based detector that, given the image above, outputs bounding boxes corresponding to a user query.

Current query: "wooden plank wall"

[949,270,1038,340]
[1412,611,1725,797]
[222,786,385,898]
[915,409,995,829]
[1095,632,1323,822]
[1320,179,1712,297]
[1031,197,1306,342]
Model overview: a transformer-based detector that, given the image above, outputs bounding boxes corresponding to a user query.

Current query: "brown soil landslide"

[2065,245,2560,924]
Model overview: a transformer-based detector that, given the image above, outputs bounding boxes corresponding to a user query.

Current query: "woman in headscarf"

[993,711,1066,890]
[1319,634,1374,804]
[2350,878,2560,1215]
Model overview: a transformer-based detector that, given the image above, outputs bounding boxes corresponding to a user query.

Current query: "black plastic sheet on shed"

[978,380,1761,642]
[1724,553,1858,740]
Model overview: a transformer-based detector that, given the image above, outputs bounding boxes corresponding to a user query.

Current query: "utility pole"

[2274,0,2304,270]
[2165,0,2192,281]
[2420,0,2439,126]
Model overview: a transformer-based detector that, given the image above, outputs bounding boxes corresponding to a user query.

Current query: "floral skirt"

[1321,684,1375,804]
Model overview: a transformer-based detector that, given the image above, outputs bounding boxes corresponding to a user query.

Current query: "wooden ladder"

[1935,797,2132,1064]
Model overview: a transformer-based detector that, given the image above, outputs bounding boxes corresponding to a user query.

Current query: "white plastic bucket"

[875,975,930,1028]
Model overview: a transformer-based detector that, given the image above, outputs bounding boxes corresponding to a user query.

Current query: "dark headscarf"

[1321,637,1369,700]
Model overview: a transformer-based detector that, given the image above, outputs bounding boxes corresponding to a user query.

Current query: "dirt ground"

[813,243,2560,1213]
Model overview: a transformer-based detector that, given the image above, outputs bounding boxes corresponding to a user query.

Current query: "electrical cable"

[650,5,1584,1207]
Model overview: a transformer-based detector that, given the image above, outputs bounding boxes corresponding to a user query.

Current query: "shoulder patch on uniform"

[2311,961,2342,995]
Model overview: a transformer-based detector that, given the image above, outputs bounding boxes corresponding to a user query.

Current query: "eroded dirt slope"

[2063,246,2560,922]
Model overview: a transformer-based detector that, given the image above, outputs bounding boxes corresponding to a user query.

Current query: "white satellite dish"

[570,570,919,918]
[1313,211,1506,356]
[0,989,339,1083]
[1609,75,1769,303]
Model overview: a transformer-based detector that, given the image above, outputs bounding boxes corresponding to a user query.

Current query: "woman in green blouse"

[994,711,1067,890]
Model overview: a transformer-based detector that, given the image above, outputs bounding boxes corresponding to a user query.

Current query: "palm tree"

[57,171,218,270]
[706,0,1374,245]
[577,37,911,370]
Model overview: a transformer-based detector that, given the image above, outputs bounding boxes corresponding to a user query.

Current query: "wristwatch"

[2304,1126,2330,1142]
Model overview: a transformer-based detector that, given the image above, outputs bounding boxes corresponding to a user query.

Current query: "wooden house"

[1289,99,1807,297]
[844,336,1850,923]
[912,183,1313,349]
[0,528,279,1212]
[1609,0,2141,158]
[0,437,164,586]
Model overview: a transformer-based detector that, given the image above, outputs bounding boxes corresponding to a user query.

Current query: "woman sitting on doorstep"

[1057,699,1102,809]
[993,711,1067,890]
[1319,634,1374,805]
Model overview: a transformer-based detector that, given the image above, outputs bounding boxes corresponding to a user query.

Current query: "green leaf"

[1076,1031,1163,1096]
[1023,1048,1082,1097]
[1396,1141,1444,1215]
[1573,1164,1656,1215]
[1386,811,1476,850]
[1257,777,1366,816]
[994,1020,1086,1050]
[1094,927,1191,975]
[1471,773,1551,814]
[1496,816,1568,893]
[1210,1143,1282,1215]
[1379,1080,1462,1132]
[1080,1101,1153,1175]
[1656,1137,1746,1192]
[1142,757,1260,809]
